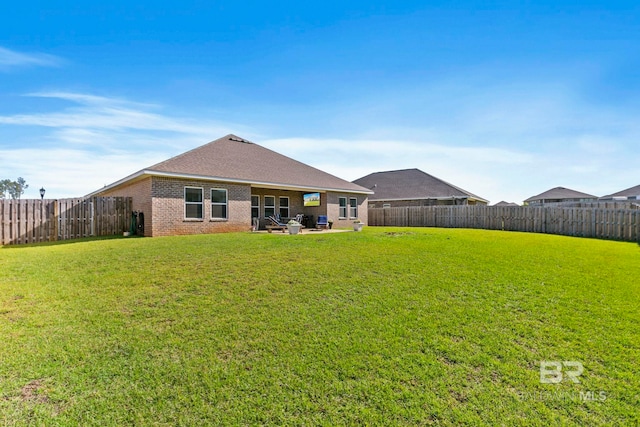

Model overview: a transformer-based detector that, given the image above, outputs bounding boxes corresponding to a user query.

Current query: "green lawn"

[1,228,638,426]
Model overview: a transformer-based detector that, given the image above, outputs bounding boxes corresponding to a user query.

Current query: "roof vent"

[229,137,251,144]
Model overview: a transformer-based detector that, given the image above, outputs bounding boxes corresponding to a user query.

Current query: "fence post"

[52,199,59,241]
[91,197,96,236]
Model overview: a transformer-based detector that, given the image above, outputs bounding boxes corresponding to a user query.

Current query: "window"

[338,197,347,219]
[184,187,203,219]
[382,203,391,209]
[211,188,228,220]
[251,195,260,219]
[349,198,358,219]
[279,197,289,219]
[264,196,275,217]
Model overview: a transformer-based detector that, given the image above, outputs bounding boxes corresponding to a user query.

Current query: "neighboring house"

[88,134,373,236]
[493,201,520,207]
[600,184,640,201]
[523,187,597,206]
[352,168,489,208]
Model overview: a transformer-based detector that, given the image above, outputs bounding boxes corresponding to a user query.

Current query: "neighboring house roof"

[524,187,597,203]
[601,184,640,199]
[493,201,520,207]
[352,168,489,203]
[89,134,373,196]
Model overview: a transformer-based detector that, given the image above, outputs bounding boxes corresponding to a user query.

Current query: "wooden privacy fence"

[369,206,640,242]
[1,197,132,245]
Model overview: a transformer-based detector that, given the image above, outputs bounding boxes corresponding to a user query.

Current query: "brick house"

[88,134,372,236]
[353,168,489,208]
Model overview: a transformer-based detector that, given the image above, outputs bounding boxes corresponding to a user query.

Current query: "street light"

[39,187,46,200]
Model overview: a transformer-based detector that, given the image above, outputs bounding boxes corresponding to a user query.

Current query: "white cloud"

[265,137,533,167]
[0,91,240,197]
[28,91,143,106]
[0,46,62,70]
[0,92,225,136]
[1,83,638,205]
[0,147,167,199]
[262,136,537,205]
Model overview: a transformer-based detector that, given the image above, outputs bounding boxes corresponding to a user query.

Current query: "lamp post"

[39,187,46,238]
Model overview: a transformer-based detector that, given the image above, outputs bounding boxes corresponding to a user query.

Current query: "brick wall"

[326,192,368,228]
[98,177,152,236]
[99,176,368,235]
[151,177,252,236]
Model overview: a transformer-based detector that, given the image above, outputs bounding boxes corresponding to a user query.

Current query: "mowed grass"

[0,228,638,426]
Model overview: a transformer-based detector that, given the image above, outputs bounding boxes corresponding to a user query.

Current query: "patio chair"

[266,215,288,233]
[316,215,329,229]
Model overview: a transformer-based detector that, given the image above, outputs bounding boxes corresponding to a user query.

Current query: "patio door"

[251,195,260,219]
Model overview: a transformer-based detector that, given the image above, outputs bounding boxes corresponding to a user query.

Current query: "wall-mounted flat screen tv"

[303,192,321,207]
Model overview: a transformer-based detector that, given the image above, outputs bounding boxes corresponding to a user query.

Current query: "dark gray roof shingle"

[92,134,372,195]
[601,184,640,199]
[524,187,597,203]
[352,168,488,202]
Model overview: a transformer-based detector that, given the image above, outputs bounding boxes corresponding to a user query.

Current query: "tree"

[0,177,28,199]
[0,179,10,199]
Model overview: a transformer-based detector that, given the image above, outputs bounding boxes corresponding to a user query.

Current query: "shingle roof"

[524,187,597,203]
[93,134,372,195]
[601,184,640,199]
[352,168,488,203]
[493,201,520,207]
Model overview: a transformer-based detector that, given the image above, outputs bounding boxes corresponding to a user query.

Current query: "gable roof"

[352,168,489,203]
[524,186,597,203]
[601,184,640,199]
[493,201,520,207]
[90,134,372,195]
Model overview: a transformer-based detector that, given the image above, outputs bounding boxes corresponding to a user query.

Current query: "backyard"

[0,228,638,425]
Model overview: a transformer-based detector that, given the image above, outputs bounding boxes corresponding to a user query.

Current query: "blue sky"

[1,1,639,203]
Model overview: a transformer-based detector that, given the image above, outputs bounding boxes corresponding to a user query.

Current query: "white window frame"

[251,195,260,219]
[338,197,347,219]
[349,198,358,219]
[210,188,228,220]
[264,195,276,218]
[184,186,204,220]
[279,196,290,219]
